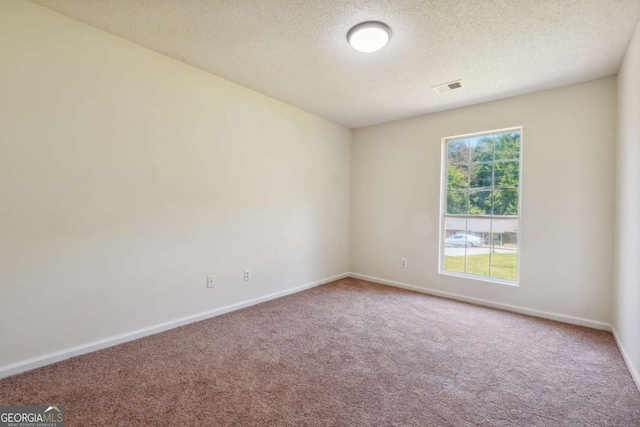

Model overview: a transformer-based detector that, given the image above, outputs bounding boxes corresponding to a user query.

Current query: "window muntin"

[440,128,522,284]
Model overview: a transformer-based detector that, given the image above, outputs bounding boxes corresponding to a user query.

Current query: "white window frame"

[438,126,523,286]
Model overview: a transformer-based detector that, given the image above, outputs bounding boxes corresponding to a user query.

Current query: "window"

[439,127,522,284]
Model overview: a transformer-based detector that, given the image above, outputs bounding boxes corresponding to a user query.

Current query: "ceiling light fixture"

[347,21,391,53]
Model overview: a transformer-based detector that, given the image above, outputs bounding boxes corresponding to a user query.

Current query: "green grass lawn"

[445,252,517,280]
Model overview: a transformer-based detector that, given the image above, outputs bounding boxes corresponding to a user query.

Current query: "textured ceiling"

[32,0,640,128]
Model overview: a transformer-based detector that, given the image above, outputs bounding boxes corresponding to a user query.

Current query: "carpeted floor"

[1,278,639,426]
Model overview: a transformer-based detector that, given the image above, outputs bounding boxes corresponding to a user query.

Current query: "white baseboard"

[0,272,349,379]
[5,272,638,394]
[353,272,640,393]
[348,272,612,331]
[348,272,640,391]
[611,327,640,392]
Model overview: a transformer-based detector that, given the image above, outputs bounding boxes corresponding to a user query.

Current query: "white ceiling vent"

[433,80,463,93]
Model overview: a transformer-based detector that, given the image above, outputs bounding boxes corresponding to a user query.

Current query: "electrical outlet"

[244,269,251,281]
[207,275,215,288]
[401,259,407,268]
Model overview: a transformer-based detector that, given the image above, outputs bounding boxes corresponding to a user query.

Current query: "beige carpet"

[1,278,639,426]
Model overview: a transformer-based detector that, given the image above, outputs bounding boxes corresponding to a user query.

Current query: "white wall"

[615,19,640,386]
[0,1,351,369]
[0,0,631,380]
[350,77,617,324]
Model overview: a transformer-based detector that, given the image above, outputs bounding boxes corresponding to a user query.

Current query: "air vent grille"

[433,80,463,93]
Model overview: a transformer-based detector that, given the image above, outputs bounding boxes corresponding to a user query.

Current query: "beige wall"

[0,0,631,380]
[615,19,640,386]
[0,1,351,369]
[350,77,617,324]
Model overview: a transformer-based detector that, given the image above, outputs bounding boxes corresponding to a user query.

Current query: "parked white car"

[445,233,483,247]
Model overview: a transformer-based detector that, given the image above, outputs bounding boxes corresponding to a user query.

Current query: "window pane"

[447,164,468,190]
[465,218,491,276]
[447,138,469,164]
[494,132,520,161]
[491,219,518,280]
[466,218,491,249]
[469,163,492,189]
[490,249,518,280]
[447,190,468,214]
[494,161,519,188]
[470,135,494,163]
[443,217,466,273]
[468,190,492,215]
[492,189,519,215]
[490,218,519,249]
[466,254,491,276]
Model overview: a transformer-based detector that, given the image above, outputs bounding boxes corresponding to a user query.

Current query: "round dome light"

[347,21,391,53]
